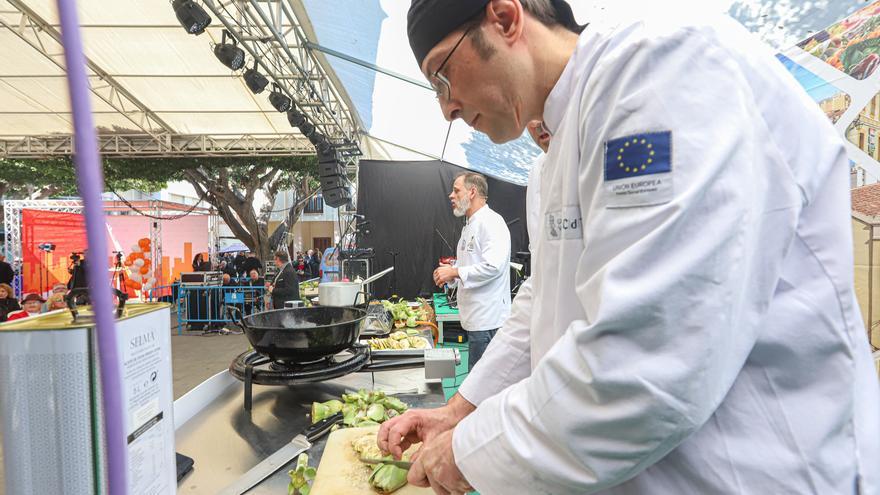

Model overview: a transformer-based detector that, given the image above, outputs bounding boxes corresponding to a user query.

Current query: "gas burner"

[230,344,370,386]
[229,343,429,410]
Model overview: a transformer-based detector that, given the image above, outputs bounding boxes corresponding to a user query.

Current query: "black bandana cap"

[407,0,584,68]
[407,0,490,68]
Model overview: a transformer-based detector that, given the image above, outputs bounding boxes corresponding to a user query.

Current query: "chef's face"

[421,6,532,144]
[449,176,473,217]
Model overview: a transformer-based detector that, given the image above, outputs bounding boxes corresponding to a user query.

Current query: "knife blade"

[360,458,413,470]
[217,412,343,495]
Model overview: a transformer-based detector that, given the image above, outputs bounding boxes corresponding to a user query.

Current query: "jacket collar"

[467,204,490,225]
[543,28,596,135]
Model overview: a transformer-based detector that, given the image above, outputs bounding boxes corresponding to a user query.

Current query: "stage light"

[299,122,314,137]
[172,0,211,35]
[243,61,269,94]
[214,30,245,70]
[287,108,306,127]
[269,83,291,112]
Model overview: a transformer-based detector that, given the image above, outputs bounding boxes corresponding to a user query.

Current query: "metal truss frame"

[0,0,359,160]
[0,133,317,157]
[3,199,83,297]
[201,0,362,153]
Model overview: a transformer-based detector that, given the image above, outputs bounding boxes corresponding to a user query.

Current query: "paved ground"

[170,328,250,399]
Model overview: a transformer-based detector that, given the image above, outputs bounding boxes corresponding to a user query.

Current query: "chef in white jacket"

[380,1,880,494]
[433,172,512,370]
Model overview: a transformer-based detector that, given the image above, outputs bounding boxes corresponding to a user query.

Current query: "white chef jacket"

[458,154,544,404]
[452,13,880,495]
[454,204,511,331]
[527,154,544,249]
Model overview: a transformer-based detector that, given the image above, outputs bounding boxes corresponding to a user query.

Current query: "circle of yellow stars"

[617,138,656,174]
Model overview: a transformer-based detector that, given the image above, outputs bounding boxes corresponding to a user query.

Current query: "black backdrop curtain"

[356,160,528,299]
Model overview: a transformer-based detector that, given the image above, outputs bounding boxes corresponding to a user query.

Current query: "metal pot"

[318,266,394,307]
[229,306,367,362]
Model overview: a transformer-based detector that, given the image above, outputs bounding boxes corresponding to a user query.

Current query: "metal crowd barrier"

[176,284,267,332]
[146,282,179,303]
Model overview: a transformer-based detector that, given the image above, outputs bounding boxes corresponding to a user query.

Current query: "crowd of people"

[0,282,69,322]
[188,248,321,313]
[195,248,324,281]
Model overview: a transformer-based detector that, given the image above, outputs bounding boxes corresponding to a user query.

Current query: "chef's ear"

[485,0,525,47]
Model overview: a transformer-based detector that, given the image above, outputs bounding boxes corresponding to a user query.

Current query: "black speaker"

[320,175,346,190]
[323,186,351,208]
[319,160,346,178]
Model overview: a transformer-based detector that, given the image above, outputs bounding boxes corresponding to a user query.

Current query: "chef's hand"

[377,394,475,460]
[433,264,458,288]
[408,429,473,495]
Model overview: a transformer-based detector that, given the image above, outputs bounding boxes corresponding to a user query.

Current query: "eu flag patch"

[604,131,672,182]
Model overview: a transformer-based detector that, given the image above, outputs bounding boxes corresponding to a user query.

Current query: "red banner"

[20,208,211,296]
[21,209,88,295]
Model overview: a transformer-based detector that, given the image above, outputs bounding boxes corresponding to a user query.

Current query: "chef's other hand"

[377,395,475,460]
[433,264,458,288]
[408,429,473,494]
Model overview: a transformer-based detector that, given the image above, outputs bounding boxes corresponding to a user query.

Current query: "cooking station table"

[174,369,447,494]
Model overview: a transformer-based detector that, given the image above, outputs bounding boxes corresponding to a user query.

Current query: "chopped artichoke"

[352,432,384,459]
[324,399,343,415]
[381,396,407,413]
[288,453,316,495]
[368,464,409,494]
[367,403,386,422]
[310,402,329,423]
[310,399,345,424]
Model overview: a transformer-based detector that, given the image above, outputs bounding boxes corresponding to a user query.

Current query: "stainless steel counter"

[174,369,446,494]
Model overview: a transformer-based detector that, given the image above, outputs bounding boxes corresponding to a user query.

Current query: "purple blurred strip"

[55,0,128,493]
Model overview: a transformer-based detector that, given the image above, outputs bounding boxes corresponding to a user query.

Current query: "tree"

[1,155,320,261]
[0,157,167,218]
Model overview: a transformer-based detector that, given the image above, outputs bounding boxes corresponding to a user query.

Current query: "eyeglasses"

[428,25,474,101]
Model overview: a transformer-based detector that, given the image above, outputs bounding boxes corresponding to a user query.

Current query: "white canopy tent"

[0,0,864,183]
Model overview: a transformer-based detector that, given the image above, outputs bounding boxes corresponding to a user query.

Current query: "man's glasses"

[428,25,474,101]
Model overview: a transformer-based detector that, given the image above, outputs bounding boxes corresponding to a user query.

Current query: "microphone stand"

[386,250,399,299]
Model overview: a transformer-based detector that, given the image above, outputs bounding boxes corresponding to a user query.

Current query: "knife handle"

[304,412,343,442]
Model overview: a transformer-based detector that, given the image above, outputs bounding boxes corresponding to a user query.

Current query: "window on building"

[305,194,324,214]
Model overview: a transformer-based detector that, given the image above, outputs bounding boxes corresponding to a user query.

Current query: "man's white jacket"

[453,12,880,495]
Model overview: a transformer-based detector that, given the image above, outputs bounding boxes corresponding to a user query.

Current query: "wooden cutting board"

[310,426,432,495]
